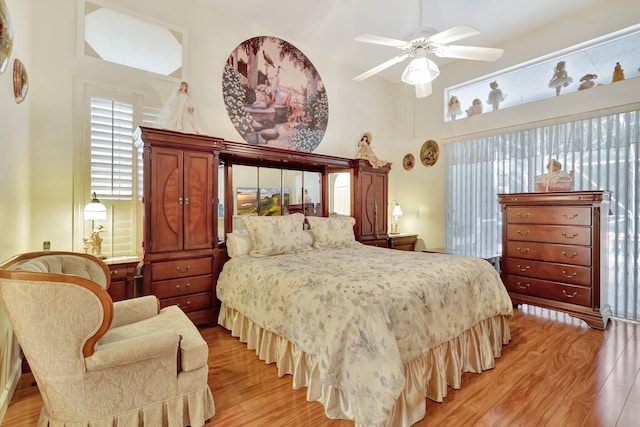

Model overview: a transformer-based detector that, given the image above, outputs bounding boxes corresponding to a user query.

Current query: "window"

[81,85,160,257]
[445,107,640,321]
[79,0,186,79]
[445,24,640,121]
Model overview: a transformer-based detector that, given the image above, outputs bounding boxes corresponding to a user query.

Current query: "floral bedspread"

[217,244,513,426]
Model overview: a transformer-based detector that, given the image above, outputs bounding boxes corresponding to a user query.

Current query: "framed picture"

[236,187,290,216]
[402,153,415,171]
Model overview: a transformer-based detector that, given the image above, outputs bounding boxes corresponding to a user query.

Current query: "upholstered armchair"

[0,251,215,426]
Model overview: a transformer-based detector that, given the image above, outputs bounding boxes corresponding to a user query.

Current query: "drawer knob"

[110,270,118,274]
[516,282,530,289]
[562,213,578,220]
[517,247,530,254]
[562,290,578,298]
[562,270,577,278]
[562,232,578,239]
[516,264,530,272]
[176,283,191,291]
[176,265,191,273]
[517,212,530,219]
[562,251,577,259]
[177,301,191,308]
[517,230,530,237]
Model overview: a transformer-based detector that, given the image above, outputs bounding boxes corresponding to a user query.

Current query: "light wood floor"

[3,305,640,426]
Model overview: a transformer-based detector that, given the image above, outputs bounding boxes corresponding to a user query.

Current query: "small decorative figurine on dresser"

[446,95,463,120]
[355,132,388,168]
[486,80,505,111]
[548,61,573,96]
[466,98,483,117]
[534,159,574,192]
[612,62,625,82]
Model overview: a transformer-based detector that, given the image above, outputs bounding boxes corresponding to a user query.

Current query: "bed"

[217,214,513,427]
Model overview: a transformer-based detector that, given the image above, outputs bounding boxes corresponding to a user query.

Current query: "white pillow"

[226,233,252,258]
[306,216,358,249]
[242,213,310,257]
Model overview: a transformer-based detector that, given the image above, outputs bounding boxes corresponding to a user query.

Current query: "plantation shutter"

[90,97,135,200]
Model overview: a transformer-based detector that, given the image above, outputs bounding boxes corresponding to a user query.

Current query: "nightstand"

[104,257,141,301]
[388,233,417,251]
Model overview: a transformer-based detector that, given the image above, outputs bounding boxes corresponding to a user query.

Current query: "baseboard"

[0,357,22,425]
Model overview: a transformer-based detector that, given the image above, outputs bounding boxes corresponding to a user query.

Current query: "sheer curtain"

[445,105,640,321]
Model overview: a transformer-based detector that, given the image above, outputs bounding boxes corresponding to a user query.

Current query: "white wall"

[387,0,640,249]
[0,0,33,419]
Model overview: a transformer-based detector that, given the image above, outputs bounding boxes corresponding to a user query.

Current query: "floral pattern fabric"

[217,244,513,426]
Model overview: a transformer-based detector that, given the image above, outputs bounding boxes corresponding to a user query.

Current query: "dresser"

[498,191,611,329]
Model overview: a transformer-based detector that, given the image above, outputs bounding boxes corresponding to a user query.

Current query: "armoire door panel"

[184,152,213,250]
[152,148,183,252]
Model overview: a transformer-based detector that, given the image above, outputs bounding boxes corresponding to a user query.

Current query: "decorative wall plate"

[13,58,28,103]
[0,0,13,74]
[420,139,439,167]
[223,36,328,152]
[402,153,415,171]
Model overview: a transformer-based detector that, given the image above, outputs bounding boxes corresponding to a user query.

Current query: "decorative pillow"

[226,233,252,258]
[242,213,309,257]
[306,216,358,249]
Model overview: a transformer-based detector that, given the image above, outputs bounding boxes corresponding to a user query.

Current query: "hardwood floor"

[3,305,639,426]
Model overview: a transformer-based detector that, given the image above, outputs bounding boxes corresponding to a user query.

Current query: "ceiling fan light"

[400,57,440,85]
[415,81,432,98]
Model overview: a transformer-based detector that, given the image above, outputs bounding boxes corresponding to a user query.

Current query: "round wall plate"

[402,153,415,171]
[420,139,439,167]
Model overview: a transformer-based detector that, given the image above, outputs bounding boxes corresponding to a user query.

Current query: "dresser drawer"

[160,291,212,313]
[506,206,591,225]
[506,275,591,307]
[151,257,212,281]
[506,224,591,245]
[504,258,591,286]
[151,275,212,299]
[506,241,591,266]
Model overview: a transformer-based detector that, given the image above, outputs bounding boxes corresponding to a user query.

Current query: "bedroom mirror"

[258,167,285,215]
[328,171,351,216]
[218,163,225,242]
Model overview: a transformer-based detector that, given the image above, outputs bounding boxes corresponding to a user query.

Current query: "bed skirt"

[218,303,511,427]
[36,384,215,427]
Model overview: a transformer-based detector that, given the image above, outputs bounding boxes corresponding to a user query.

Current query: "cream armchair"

[0,251,215,426]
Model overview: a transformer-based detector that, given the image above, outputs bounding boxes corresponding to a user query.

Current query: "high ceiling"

[202,0,609,82]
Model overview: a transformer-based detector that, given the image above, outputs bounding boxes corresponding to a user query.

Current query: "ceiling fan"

[353,3,504,98]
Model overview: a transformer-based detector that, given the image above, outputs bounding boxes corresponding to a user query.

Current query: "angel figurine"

[447,95,463,120]
[355,132,388,168]
[466,98,483,117]
[486,81,505,111]
[155,81,205,134]
[548,61,573,96]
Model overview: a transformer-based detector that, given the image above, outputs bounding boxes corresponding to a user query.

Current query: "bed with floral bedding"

[217,213,513,427]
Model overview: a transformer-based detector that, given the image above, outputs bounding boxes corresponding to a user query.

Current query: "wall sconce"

[390,201,403,234]
[83,192,107,258]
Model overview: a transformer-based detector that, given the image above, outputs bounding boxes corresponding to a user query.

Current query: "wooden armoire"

[352,159,390,247]
[139,129,224,326]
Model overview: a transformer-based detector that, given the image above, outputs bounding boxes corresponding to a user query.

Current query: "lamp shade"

[400,56,440,86]
[84,192,107,221]
[392,203,403,217]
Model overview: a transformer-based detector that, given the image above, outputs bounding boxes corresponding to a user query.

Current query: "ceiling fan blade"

[353,54,409,81]
[436,45,504,61]
[427,25,480,45]
[355,33,409,48]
